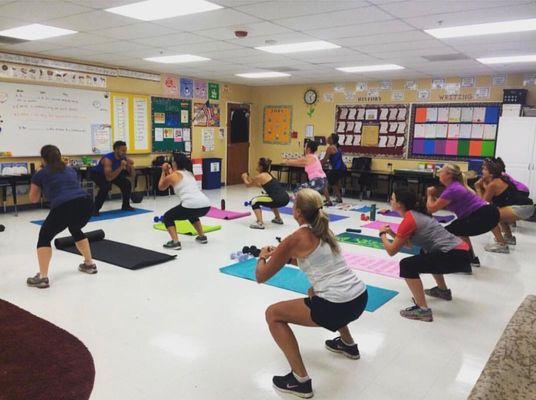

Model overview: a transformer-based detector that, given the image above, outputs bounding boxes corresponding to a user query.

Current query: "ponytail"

[40,145,65,173]
[444,163,474,194]
[295,189,340,253]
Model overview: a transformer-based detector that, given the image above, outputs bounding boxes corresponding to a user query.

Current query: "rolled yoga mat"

[31,208,152,225]
[55,229,176,270]
[206,207,250,220]
[336,231,420,255]
[219,258,398,312]
[153,220,221,235]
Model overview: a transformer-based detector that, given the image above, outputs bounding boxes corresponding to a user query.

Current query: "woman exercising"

[475,158,534,252]
[284,140,330,204]
[256,188,368,398]
[321,134,346,204]
[158,153,210,249]
[380,188,472,322]
[241,157,290,230]
[27,145,96,289]
[426,164,500,267]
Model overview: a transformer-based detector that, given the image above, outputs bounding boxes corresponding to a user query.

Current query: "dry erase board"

[409,102,500,160]
[151,97,191,153]
[334,104,409,157]
[0,81,111,156]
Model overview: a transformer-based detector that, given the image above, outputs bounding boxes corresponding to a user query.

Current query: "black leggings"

[163,205,210,228]
[445,204,500,237]
[37,197,93,248]
[90,171,131,211]
[251,194,289,210]
[399,249,472,279]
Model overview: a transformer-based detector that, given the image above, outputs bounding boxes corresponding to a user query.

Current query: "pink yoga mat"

[361,220,400,232]
[343,251,400,279]
[206,207,251,220]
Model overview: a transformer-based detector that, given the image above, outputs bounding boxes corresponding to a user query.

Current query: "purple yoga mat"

[379,210,455,223]
[206,207,251,220]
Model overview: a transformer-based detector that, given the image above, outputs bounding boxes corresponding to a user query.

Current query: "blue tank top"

[329,147,346,171]
[91,152,125,175]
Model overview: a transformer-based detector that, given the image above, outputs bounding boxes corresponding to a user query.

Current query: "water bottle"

[370,204,377,221]
[221,199,226,210]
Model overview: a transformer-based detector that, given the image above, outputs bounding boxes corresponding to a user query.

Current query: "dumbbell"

[244,200,252,206]
[153,216,163,223]
[0,224,4,232]
[346,228,362,233]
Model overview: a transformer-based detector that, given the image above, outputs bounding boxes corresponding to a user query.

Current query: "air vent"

[422,53,470,62]
[0,36,28,45]
[269,66,301,72]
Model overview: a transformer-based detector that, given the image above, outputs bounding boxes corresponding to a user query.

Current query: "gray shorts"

[510,205,536,220]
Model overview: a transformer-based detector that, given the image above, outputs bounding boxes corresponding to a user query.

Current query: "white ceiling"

[0,0,536,85]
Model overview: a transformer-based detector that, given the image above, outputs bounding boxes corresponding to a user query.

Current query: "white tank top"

[172,170,211,209]
[296,225,366,303]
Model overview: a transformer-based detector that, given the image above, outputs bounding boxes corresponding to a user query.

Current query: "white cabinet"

[496,116,536,195]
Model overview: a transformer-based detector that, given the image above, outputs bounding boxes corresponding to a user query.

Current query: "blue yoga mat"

[352,206,372,212]
[31,208,153,226]
[220,258,398,312]
[263,206,348,222]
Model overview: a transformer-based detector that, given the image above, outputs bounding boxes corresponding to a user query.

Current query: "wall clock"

[304,89,318,105]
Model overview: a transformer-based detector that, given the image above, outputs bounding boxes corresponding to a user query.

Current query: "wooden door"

[227,103,250,185]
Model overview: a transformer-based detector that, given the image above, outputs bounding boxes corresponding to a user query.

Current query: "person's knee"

[37,236,52,248]
[265,304,279,325]
[70,229,86,242]
[399,258,419,279]
[163,212,175,227]
[189,217,200,224]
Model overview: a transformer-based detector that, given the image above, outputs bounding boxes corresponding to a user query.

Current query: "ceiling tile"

[153,8,261,31]
[46,10,135,31]
[67,0,137,9]
[80,40,152,53]
[40,32,116,47]
[355,39,451,54]
[224,31,315,48]
[0,1,93,23]
[0,15,27,30]
[196,21,292,41]
[307,20,414,40]
[334,30,432,47]
[95,23,178,40]
[0,41,65,53]
[165,41,245,55]
[131,32,213,47]
[36,47,102,58]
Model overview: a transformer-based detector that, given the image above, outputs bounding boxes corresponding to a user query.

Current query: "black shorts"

[304,290,368,332]
[327,169,346,186]
[446,204,499,237]
[251,194,289,210]
[163,205,210,227]
[399,249,472,279]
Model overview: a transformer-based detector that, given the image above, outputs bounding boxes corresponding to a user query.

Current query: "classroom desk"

[0,174,32,216]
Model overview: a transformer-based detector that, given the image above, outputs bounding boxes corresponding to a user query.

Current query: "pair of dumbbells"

[360,213,370,221]
[230,245,261,262]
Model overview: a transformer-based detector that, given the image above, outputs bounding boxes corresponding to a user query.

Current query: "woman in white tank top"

[158,153,211,250]
[255,188,368,398]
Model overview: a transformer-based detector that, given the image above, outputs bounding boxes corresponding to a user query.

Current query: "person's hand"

[427,186,437,197]
[162,162,171,172]
[385,226,395,236]
[121,160,127,170]
[379,225,390,235]
[241,172,248,180]
[259,245,276,259]
[307,287,315,298]
[127,159,134,166]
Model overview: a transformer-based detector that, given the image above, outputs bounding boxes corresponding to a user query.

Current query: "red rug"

[0,300,95,400]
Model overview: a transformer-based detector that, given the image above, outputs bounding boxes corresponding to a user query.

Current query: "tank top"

[262,177,289,204]
[304,154,326,180]
[91,152,125,175]
[492,180,533,207]
[329,147,346,171]
[296,225,366,303]
[172,170,211,209]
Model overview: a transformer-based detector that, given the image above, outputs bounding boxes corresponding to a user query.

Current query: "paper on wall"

[397,122,406,134]
[395,136,405,147]
[388,122,398,133]
[181,109,189,123]
[460,124,472,138]
[426,108,438,122]
[353,135,361,146]
[154,127,164,142]
[425,125,436,138]
[337,121,346,133]
[447,124,460,138]
[484,124,497,140]
[472,107,486,123]
[448,107,461,122]
[339,107,349,120]
[356,109,366,120]
[346,121,355,132]
[461,107,473,122]
[379,122,389,134]
[354,121,362,133]
[185,141,191,152]
[378,136,388,147]
[379,108,389,120]
[471,124,484,139]
[414,124,426,138]
[435,124,448,138]
[388,108,398,121]
[347,108,357,120]
[305,124,314,138]
[183,128,191,141]
[437,107,449,122]
[397,108,407,120]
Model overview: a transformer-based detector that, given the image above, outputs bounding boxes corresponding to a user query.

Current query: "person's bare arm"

[103,158,124,182]
[126,157,134,175]
[241,172,263,188]
[320,146,335,165]
[256,233,302,283]
[29,183,41,203]
[482,181,499,203]
[426,186,450,214]
[379,228,408,257]
[158,163,181,191]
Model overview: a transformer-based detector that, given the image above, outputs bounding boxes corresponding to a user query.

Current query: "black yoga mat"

[55,229,176,270]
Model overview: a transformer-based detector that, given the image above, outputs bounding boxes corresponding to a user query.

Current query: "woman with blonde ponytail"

[427,163,500,266]
[255,188,368,398]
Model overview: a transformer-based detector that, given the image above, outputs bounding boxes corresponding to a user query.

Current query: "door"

[227,103,250,185]
[496,117,536,193]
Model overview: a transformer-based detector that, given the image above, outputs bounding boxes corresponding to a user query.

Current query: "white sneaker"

[249,221,265,230]
[484,242,510,254]
[503,235,516,246]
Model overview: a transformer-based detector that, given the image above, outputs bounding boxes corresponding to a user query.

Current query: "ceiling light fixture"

[106,0,222,21]
[255,41,340,54]
[235,72,291,78]
[425,18,536,38]
[144,54,210,63]
[0,24,77,40]
[477,54,536,64]
[336,64,404,73]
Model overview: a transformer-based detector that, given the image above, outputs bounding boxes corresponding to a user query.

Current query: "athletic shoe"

[400,304,433,322]
[484,242,510,254]
[250,221,265,230]
[195,235,208,244]
[78,263,98,274]
[425,286,452,301]
[324,201,334,207]
[504,235,516,246]
[470,256,481,268]
[325,337,360,359]
[271,218,284,225]
[121,205,136,211]
[272,372,313,399]
[163,241,182,250]
[26,273,50,289]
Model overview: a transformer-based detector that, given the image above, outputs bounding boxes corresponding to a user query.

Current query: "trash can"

[202,158,222,189]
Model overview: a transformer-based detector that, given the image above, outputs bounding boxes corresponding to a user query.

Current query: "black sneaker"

[79,263,98,274]
[26,273,50,289]
[121,205,136,211]
[195,235,208,244]
[425,286,452,301]
[470,256,480,268]
[163,240,181,250]
[325,337,360,359]
[272,372,313,399]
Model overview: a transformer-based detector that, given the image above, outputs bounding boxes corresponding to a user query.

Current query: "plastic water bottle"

[221,199,226,210]
[370,204,377,221]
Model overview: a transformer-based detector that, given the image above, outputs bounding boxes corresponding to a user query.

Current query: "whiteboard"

[0,82,111,156]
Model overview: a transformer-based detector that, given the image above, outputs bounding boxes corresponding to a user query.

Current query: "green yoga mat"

[153,220,221,235]
[336,232,420,255]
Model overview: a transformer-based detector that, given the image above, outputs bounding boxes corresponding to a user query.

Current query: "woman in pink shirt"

[285,140,330,204]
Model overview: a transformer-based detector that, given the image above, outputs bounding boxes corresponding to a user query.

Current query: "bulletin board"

[151,97,192,153]
[110,92,151,154]
[334,104,409,157]
[263,105,292,144]
[409,102,501,160]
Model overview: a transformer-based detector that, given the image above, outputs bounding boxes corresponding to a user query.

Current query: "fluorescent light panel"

[336,64,404,73]
[144,54,210,63]
[0,24,77,40]
[425,18,536,38]
[106,0,222,21]
[255,41,340,54]
[477,55,536,64]
[235,72,290,78]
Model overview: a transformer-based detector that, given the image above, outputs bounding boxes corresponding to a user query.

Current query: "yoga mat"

[55,230,176,270]
[362,220,400,232]
[263,206,348,222]
[379,209,455,223]
[219,258,398,312]
[0,300,95,400]
[336,232,420,255]
[352,205,372,212]
[153,220,221,235]
[343,251,400,279]
[206,207,250,220]
[31,208,152,226]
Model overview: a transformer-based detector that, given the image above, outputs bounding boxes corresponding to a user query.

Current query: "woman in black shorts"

[321,134,346,204]
[242,158,289,230]
[27,145,96,289]
[255,188,367,398]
